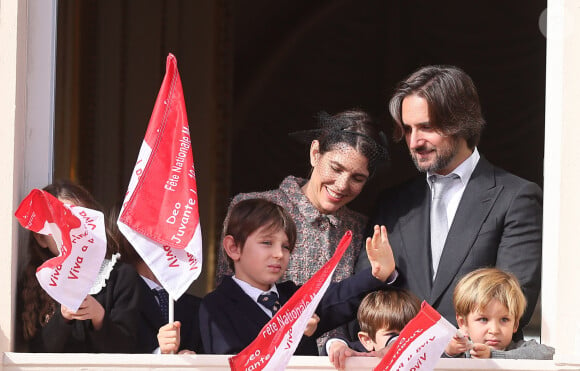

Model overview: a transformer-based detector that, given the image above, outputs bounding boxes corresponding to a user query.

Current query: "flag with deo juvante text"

[229,230,354,371]
[374,301,456,371]
[117,53,202,300]
[15,189,107,311]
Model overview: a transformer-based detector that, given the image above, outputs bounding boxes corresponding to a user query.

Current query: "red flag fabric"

[229,231,353,371]
[374,301,456,371]
[118,53,202,299]
[15,189,107,311]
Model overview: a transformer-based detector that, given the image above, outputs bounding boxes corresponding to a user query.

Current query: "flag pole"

[168,295,175,354]
[169,295,175,324]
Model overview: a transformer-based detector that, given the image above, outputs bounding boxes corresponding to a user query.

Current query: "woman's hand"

[366,225,396,282]
[60,295,105,330]
[157,321,181,354]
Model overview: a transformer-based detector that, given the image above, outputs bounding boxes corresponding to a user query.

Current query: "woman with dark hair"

[215,109,389,350]
[19,179,141,353]
[217,109,388,285]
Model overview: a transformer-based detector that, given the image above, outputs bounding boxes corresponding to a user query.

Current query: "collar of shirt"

[140,275,163,291]
[426,147,480,188]
[425,148,480,227]
[231,275,279,305]
[281,175,340,227]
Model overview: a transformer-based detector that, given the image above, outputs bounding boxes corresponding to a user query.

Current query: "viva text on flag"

[374,301,456,371]
[15,190,107,312]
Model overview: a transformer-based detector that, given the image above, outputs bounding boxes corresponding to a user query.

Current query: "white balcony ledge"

[3,353,580,371]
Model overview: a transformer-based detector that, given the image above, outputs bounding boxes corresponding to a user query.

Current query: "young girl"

[19,180,141,353]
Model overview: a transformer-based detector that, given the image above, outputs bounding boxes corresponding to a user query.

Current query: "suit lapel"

[138,279,165,329]
[218,277,270,329]
[397,177,433,299]
[430,158,501,302]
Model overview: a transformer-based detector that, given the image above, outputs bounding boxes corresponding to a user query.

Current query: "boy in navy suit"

[118,235,203,354]
[160,198,396,355]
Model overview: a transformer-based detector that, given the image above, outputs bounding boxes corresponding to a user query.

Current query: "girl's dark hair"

[224,198,297,271]
[20,179,116,340]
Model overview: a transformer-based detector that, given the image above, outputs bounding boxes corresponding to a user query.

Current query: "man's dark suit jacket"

[199,268,386,355]
[370,157,542,336]
[136,278,203,353]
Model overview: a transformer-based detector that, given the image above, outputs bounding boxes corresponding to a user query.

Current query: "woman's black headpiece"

[289,111,389,173]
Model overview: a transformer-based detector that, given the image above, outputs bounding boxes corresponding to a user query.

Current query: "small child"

[19,180,141,353]
[445,267,554,359]
[116,228,203,354]
[327,288,420,369]
[159,198,396,355]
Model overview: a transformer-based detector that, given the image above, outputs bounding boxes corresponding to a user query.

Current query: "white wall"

[542,0,580,358]
[0,0,57,352]
[0,0,27,353]
[3,353,578,371]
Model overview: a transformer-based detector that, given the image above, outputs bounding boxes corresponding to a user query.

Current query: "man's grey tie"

[430,174,458,280]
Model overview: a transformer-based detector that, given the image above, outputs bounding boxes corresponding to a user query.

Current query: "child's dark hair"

[20,179,116,341]
[224,198,297,271]
[358,288,421,341]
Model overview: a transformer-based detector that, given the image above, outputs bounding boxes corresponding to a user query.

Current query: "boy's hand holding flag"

[15,189,107,311]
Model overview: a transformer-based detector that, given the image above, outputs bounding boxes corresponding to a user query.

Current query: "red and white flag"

[374,301,456,371]
[15,189,107,311]
[229,231,353,371]
[118,53,202,300]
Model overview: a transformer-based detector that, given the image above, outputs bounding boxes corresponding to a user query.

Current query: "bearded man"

[364,65,542,341]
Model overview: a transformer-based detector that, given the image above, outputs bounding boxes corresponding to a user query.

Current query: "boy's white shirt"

[232,275,280,317]
[141,275,162,290]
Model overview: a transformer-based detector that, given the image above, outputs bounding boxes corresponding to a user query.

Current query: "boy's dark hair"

[358,288,421,341]
[224,198,297,271]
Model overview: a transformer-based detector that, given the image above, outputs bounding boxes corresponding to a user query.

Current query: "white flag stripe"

[263,269,335,370]
[387,317,455,371]
[117,221,202,298]
[119,140,151,212]
[36,205,107,311]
